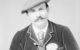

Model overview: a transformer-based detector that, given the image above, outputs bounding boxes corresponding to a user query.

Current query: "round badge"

[46,43,58,50]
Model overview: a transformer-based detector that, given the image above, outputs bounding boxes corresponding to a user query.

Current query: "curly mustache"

[35,16,45,22]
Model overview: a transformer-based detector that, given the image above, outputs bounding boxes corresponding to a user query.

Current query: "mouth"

[39,17,44,20]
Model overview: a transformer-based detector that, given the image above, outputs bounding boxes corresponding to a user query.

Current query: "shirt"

[32,23,48,40]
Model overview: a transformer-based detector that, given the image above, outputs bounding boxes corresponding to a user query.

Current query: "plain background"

[0,0,80,50]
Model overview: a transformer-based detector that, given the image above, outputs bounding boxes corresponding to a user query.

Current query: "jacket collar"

[27,20,54,45]
[43,20,54,46]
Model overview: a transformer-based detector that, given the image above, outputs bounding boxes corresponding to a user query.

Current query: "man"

[10,0,79,50]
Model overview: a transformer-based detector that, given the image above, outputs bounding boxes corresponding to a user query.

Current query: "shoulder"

[56,24,72,36]
[56,24,70,32]
[51,21,74,39]
[13,25,30,40]
[50,21,72,36]
[50,21,70,32]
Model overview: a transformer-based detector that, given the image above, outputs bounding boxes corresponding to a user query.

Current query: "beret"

[21,0,50,14]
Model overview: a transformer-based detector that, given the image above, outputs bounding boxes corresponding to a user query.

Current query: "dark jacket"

[10,20,79,50]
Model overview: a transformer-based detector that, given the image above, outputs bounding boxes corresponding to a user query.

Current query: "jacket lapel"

[27,20,56,46]
[27,24,38,44]
[43,20,54,46]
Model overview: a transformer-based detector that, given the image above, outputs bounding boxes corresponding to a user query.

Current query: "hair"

[25,2,49,14]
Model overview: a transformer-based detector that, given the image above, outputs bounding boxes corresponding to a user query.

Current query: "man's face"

[27,3,49,23]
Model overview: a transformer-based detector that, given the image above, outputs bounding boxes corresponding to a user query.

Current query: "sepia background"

[0,0,80,50]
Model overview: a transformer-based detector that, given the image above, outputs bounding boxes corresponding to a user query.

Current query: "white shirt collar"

[32,23,48,34]
[32,22,48,38]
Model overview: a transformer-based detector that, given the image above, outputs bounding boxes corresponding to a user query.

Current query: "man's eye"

[31,10,35,12]
[29,9,35,12]
[39,8,44,10]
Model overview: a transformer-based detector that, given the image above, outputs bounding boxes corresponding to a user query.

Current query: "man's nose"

[36,11,41,17]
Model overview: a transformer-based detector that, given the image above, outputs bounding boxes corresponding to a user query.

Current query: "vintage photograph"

[0,0,80,50]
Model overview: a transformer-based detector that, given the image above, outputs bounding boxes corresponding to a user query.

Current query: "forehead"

[29,3,46,10]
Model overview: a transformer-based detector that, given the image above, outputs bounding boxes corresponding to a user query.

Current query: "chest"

[23,32,64,50]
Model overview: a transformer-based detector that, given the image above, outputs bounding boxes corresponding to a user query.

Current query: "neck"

[32,19,48,29]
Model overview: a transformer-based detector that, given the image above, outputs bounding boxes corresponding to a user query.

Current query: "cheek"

[40,10,48,17]
[28,13,36,18]
[28,12,39,18]
[28,13,37,21]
